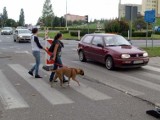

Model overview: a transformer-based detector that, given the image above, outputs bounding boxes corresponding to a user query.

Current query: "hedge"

[121,31,152,37]
[155,31,160,35]
[60,30,69,34]
[70,29,97,36]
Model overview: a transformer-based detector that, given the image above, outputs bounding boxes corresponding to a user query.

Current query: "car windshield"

[19,30,31,34]
[3,27,11,30]
[104,35,131,46]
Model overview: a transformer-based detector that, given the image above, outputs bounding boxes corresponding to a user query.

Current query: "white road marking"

[9,64,74,105]
[0,70,29,110]
[6,37,10,39]
[70,82,112,100]
[71,61,144,96]
[72,48,77,51]
[114,72,160,92]
[38,64,111,100]
[143,65,160,73]
[15,51,32,55]
[138,71,160,82]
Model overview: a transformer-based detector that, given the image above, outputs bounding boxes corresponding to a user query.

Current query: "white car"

[1,27,13,35]
[13,29,32,43]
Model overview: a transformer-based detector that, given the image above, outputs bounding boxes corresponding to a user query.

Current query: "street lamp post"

[65,0,68,30]
[118,0,121,21]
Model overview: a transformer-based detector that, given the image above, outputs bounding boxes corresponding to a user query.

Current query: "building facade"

[141,0,160,17]
[64,14,86,22]
[119,4,142,18]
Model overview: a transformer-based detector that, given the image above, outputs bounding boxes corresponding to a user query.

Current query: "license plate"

[133,60,143,64]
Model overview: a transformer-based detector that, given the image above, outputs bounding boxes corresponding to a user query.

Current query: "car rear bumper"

[114,57,149,68]
[1,32,11,35]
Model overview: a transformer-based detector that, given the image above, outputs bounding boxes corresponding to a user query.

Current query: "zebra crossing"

[1,63,160,111]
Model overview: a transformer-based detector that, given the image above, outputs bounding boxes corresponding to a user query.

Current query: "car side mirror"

[128,39,132,45]
[97,44,104,48]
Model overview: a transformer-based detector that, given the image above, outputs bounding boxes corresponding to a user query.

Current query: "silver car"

[1,27,13,35]
[13,29,32,43]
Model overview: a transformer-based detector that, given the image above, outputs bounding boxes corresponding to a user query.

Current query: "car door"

[81,35,93,59]
[91,36,106,63]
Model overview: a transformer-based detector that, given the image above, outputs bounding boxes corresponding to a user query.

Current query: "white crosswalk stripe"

[71,61,144,96]
[39,64,111,101]
[143,65,160,73]
[113,71,160,92]
[0,70,29,110]
[9,64,74,105]
[70,82,111,100]
[3,63,160,109]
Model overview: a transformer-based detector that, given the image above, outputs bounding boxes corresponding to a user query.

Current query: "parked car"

[1,27,13,35]
[13,29,32,43]
[77,34,149,70]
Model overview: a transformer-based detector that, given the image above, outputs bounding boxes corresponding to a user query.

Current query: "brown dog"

[50,67,84,87]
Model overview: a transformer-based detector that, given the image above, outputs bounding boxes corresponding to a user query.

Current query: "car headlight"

[121,54,131,59]
[143,52,148,57]
[19,36,23,38]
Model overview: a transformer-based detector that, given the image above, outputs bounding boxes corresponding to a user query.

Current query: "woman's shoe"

[28,71,33,76]
[63,80,68,83]
[35,75,42,78]
[49,79,58,83]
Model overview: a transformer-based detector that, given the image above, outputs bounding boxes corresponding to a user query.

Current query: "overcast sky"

[0,0,142,25]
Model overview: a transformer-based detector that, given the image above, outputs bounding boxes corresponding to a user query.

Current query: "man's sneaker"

[28,71,33,76]
[35,75,42,78]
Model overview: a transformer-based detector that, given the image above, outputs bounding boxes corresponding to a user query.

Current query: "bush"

[104,19,129,34]
[70,31,79,36]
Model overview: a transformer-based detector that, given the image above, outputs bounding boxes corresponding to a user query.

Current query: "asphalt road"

[0,35,160,120]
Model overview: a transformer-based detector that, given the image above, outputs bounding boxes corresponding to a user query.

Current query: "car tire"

[79,51,87,62]
[105,56,114,70]
[14,39,16,42]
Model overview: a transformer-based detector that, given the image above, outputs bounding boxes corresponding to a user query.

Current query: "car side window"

[92,36,104,46]
[82,36,93,44]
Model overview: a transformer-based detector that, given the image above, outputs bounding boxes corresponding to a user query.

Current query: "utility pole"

[65,0,68,30]
[118,0,121,21]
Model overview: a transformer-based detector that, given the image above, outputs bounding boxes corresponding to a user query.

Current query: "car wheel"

[79,51,86,62]
[14,39,16,42]
[105,56,114,70]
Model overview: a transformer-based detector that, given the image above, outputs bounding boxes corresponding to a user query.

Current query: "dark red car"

[77,34,149,70]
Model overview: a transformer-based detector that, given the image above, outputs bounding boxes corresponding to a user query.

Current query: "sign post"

[144,10,156,48]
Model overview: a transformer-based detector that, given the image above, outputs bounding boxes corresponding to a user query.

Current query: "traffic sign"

[144,10,155,23]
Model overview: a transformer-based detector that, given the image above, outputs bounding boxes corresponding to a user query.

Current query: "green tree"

[60,17,65,27]
[6,19,17,27]
[53,16,60,27]
[0,14,3,27]
[19,9,25,26]
[36,17,43,26]
[42,0,54,27]
[2,7,8,26]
